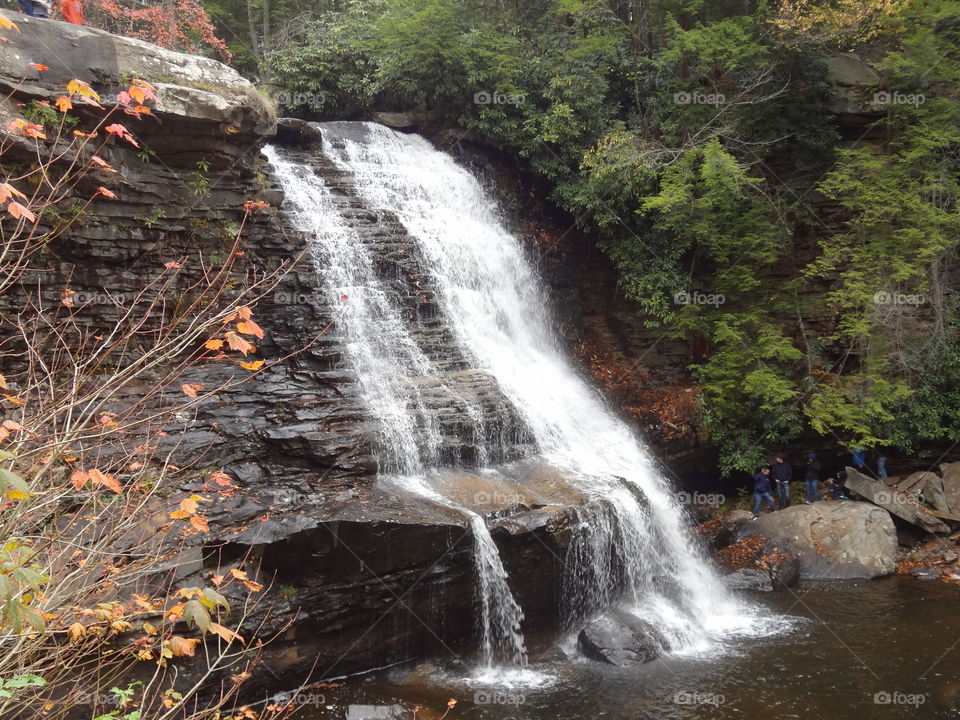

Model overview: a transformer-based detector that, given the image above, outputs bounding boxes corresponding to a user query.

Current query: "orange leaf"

[128,85,146,104]
[96,186,116,199]
[89,155,115,171]
[189,514,210,533]
[0,374,7,390]
[210,471,233,486]
[225,332,253,356]
[0,16,20,32]
[0,183,26,203]
[238,360,264,371]
[70,470,89,490]
[180,497,198,514]
[168,509,190,520]
[165,636,200,657]
[29,62,49,71]
[235,319,264,339]
[3,395,26,406]
[181,383,204,398]
[74,130,98,139]
[88,468,121,493]
[55,96,72,113]
[7,201,37,223]
[204,339,224,350]
[208,622,244,644]
[164,261,182,270]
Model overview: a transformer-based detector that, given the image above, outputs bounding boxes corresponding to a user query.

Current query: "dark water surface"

[291,577,960,719]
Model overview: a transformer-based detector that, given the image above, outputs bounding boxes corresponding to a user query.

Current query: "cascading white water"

[262,146,528,669]
[318,123,758,651]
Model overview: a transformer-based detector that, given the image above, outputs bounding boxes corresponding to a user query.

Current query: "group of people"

[751,453,851,520]
[16,0,84,24]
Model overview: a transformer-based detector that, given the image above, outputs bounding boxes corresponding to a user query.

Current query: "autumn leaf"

[116,90,132,105]
[67,622,87,642]
[164,636,200,657]
[88,468,122,493]
[164,261,182,269]
[7,201,37,223]
[208,622,244,644]
[204,339,224,350]
[236,319,264,339]
[89,154,115,171]
[0,16,20,32]
[189,514,210,533]
[96,186,117,199]
[225,332,254,356]
[243,200,269,210]
[168,509,190,520]
[54,96,72,113]
[28,62,48,71]
[181,383,205,398]
[0,183,26,203]
[66,79,99,103]
[0,374,7,390]
[238,360,264,371]
[104,123,139,148]
[70,470,88,490]
[209,471,233,486]
[3,395,26,406]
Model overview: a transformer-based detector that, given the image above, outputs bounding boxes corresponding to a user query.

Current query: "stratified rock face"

[741,503,898,578]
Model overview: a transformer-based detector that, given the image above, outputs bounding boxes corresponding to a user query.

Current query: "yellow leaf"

[143,622,157,635]
[66,78,99,102]
[238,360,264,371]
[204,338,224,350]
[68,622,86,642]
[0,16,20,32]
[3,395,26,406]
[6,489,30,500]
[168,509,190,520]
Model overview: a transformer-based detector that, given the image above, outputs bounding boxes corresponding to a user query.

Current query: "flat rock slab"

[740,501,897,578]
[941,462,960,515]
[845,467,950,535]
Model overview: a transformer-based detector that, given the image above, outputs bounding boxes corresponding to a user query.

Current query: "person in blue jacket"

[852,447,867,473]
[752,467,775,520]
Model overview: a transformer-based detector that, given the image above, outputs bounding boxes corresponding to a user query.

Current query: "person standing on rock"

[771,455,792,509]
[876,454,888,479]
[852,447,868,474]
[752,467,775,520]
[804,452,821,503]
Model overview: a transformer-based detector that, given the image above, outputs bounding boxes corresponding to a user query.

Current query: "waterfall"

[264,122,754,672]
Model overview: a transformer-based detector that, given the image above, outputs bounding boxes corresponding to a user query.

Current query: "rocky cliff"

[0,13,588,693]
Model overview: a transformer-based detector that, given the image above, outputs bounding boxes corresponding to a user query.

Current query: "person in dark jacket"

[752,467,775,520]
[771,455,792,509]
[804,453,821,503]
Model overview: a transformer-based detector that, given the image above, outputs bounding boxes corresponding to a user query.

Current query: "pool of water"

[287,577,960,719]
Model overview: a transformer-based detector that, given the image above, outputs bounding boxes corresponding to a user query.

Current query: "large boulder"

[740,502,897,578]
[577,609,668,666]
[845,467,950,535]
[941,463,960,514]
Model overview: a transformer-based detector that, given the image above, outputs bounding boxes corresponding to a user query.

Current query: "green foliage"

[258,0,960,470]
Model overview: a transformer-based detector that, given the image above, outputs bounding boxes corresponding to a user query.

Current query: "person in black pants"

[752,467,776,520]
[771,455,792,509]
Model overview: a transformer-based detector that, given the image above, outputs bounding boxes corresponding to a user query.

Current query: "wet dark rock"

[577,609,667,666]
[275,117,324,147]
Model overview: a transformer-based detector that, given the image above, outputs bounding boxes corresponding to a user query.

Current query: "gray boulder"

[845,467,950,535]
[941,462,960,514]
[740,501,897,578]
[577,609,667,666]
